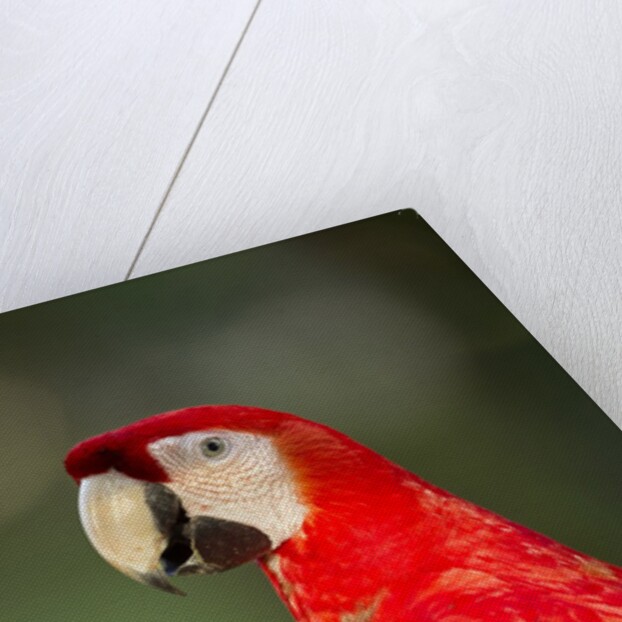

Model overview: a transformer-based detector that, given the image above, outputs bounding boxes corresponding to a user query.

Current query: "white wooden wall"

[1,1,621,424]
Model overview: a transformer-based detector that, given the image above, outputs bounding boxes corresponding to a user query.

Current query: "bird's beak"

[78,471,272,596]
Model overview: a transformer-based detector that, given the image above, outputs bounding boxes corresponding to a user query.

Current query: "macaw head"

[64,405,384,595]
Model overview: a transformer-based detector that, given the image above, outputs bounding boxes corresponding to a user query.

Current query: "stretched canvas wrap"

[0,210,620,620]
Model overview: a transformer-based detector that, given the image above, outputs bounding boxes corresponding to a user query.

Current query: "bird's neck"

[258,466,467,621]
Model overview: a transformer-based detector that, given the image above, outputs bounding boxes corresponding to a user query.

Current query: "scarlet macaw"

[65,405,622,621]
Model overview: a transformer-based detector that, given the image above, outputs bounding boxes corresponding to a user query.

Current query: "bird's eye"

[200,436,230,459]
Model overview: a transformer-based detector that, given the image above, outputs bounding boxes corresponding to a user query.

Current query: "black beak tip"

[139,572,186,597]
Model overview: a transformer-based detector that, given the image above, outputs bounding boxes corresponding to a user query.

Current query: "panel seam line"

[125,0,264,280]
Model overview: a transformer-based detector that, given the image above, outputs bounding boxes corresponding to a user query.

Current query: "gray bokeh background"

[0,210,620,621]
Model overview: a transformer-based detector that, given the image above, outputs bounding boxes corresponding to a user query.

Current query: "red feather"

[65,406,622,621]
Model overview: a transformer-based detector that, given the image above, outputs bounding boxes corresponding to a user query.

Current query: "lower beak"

[78,471,272,595]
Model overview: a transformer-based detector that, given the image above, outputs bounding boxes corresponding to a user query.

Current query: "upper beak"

[78,470,272,596]
[78,471,187,595]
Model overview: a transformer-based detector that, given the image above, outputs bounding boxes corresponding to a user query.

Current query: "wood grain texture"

[0,0,257,312]
[133,0,622,422]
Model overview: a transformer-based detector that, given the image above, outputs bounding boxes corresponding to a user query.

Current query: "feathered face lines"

[145,429,308,549]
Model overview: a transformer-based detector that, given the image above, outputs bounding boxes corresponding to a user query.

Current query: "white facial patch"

[147,431,308,550]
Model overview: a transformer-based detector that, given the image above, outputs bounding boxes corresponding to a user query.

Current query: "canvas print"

[1,210,620,621]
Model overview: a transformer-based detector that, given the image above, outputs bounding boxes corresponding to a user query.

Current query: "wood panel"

[0,0,257,311]
[133,0,622,421]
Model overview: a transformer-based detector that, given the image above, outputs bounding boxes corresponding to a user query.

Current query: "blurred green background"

[0,210,620,621]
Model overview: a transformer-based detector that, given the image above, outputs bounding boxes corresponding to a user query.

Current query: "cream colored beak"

[78,471,184,595]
